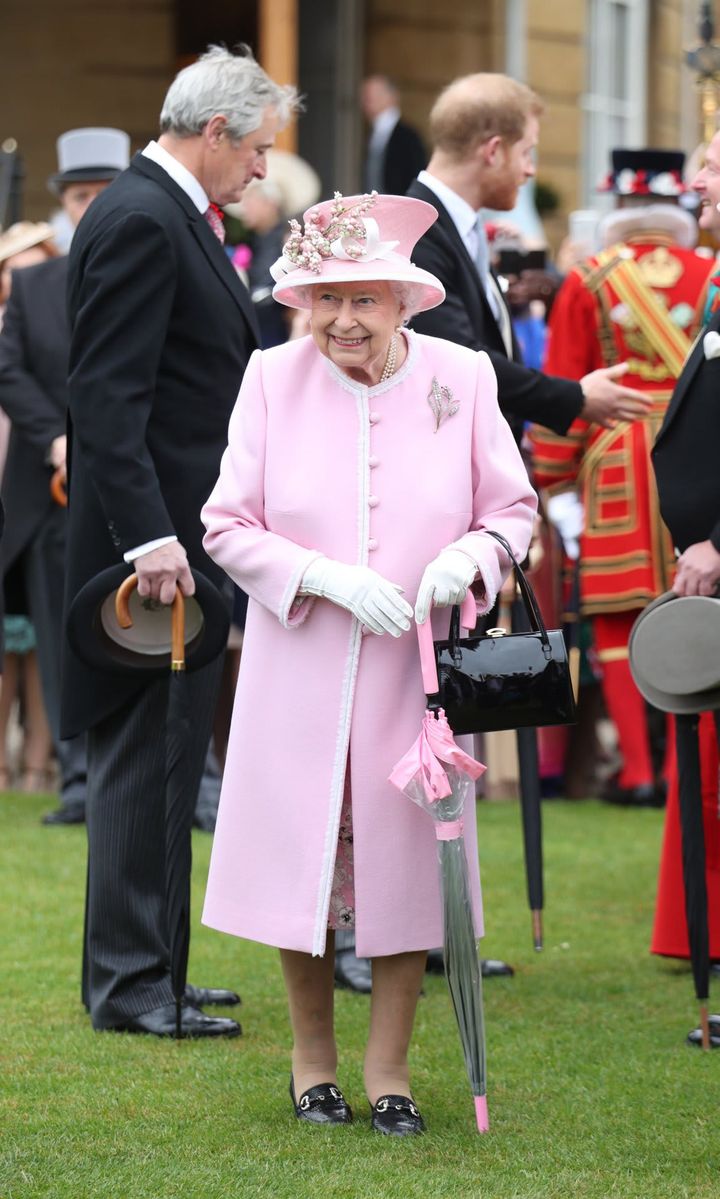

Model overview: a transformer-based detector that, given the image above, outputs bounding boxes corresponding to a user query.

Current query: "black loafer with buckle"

[371,1093,425,1136]
[289,1077,353,1125]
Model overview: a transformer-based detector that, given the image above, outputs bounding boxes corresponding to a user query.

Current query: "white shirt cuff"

[123,535,178,563]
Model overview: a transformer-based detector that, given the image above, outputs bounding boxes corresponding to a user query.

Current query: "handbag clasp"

[485,628,507,638]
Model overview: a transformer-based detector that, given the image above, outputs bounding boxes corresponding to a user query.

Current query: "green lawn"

[1,792,718,1199]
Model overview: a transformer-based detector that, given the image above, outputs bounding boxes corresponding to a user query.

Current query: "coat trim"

[311,383,371,956]
[322,328,418,397]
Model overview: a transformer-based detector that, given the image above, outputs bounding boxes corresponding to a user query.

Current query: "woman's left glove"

[415,548,478,624]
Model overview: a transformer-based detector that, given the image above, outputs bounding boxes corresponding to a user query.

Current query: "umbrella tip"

[474,1094,489,1133]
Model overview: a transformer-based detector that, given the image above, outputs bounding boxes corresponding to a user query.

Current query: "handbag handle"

[417,591,476,695]
[448,530,552,654]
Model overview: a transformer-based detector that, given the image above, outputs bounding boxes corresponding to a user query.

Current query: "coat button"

[368,455,380,468]
[368,495,379,508]
[369,411,381,424]
[368,538,378,551]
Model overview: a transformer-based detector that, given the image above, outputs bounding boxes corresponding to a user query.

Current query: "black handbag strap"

[449,529,552,651]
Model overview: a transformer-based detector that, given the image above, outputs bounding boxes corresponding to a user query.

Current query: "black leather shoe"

[601,780,665,808]
[371,1094,425,1136]
[425,949,514,978]
[334,949,372,993]
[111,1002,241,1038]
[41,803,86,826]
[289,1076,353,1125]
[686,1018,720,1049]
[185,983,241,1007]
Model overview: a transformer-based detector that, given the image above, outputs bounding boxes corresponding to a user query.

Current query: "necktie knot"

[204,203,226,245]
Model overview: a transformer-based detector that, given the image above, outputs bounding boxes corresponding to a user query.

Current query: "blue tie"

[473,216,500,320]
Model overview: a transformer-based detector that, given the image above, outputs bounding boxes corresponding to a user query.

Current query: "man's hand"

[672,540,720,597]
[579,362,653,428]
[134,542,195,605]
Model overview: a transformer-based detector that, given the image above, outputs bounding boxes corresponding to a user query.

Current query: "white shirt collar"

[417,170,478,247]
[141,140,209,214]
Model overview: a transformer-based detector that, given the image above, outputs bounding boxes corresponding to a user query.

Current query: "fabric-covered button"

[368,456,380,468]
[368,538,378,551]
[368,495,379,508]
[369,412,381,424]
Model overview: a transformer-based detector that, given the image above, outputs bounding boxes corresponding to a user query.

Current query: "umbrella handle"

[115,573,186,671]
[50,467,67,508]
[416,592,476,695]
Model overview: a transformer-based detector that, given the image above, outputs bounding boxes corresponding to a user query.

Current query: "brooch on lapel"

[427,377,459,432]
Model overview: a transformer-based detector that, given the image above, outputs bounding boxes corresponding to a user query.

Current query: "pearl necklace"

[379,334,398,383]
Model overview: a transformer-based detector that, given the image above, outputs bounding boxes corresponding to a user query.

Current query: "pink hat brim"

[272,258,446,312]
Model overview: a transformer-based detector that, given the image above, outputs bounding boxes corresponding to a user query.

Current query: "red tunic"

[530,234,714,615]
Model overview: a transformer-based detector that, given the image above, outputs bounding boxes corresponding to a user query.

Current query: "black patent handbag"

[418,531,577,735]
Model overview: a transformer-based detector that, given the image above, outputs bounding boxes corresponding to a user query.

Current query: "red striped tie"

[204,203,226,245]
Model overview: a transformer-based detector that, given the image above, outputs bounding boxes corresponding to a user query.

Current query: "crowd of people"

[1,46,719,1134]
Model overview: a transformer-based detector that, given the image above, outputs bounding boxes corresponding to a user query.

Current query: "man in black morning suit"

[652,131,720,587]
[404,73,652,986]
[0,128,129,825]
[63,47,298,1037]
[361,75,426,196]
[407,73,651,441]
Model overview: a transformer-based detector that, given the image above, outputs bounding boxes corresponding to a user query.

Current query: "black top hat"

[67,564,230,677]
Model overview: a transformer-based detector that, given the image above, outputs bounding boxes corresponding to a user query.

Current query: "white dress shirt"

[416,170,513,354]
[123,142,211,564]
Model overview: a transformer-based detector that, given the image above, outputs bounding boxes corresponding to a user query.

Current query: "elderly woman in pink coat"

[201,191,536,1136]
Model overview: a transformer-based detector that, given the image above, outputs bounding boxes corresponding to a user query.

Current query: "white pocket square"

[703,330,720,360]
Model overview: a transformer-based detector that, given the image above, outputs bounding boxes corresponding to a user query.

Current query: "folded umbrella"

[389,593,490,1132]
[116,574,190,1040]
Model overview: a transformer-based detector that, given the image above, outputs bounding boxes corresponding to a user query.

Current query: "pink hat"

[270,191,446,313]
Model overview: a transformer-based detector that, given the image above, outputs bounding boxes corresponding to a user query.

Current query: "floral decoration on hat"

[269,191,399,282]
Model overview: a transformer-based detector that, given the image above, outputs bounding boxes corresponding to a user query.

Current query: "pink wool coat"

[201,330,537,957]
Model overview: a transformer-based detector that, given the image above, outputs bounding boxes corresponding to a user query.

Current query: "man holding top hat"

[0,127,129,825]
[62,46,299,1037]
[648,130,720,990]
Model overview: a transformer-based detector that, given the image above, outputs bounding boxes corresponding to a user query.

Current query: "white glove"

[300,557,413,637]
[415,548,478,625]
[547,491,584,561]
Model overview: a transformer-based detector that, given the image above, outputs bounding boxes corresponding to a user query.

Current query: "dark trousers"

[21,510,87,804]
[83,655,223,1027]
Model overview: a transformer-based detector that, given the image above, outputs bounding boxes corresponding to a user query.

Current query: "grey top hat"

[629,591,720,714]
[48,127,130,194]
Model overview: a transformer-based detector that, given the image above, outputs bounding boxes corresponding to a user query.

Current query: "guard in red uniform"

[530,149,715,805]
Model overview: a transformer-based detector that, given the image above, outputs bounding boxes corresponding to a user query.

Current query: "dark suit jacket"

[379,121,426,195]
[0,256,69,572]
[652,311,720,554]
[62,153,259,737]
[406,179,583,440]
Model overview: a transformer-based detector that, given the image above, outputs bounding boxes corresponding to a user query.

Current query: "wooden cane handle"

[50,468,67,508]
[114,573,186,670]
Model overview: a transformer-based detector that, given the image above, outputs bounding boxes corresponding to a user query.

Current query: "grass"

[1,791,719,1199]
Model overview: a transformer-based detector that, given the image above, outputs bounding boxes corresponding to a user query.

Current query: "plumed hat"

[598,148,686,197]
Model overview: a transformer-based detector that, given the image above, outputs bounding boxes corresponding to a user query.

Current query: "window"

[581,0,649,206]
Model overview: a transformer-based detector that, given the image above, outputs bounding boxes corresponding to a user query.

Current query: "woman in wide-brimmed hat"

[201,191,537,1134]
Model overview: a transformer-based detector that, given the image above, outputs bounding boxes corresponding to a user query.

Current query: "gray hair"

[293,279,425,319]
[160,45,300,141]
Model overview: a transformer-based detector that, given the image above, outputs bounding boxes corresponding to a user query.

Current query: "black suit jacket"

[406,179,583,440]
[379,121,426,195]
[652,311,720,554]
[62,153,259,737]
[0,256,69,572]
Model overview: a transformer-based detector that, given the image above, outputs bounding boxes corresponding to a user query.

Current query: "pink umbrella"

[389,594,490,1132]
